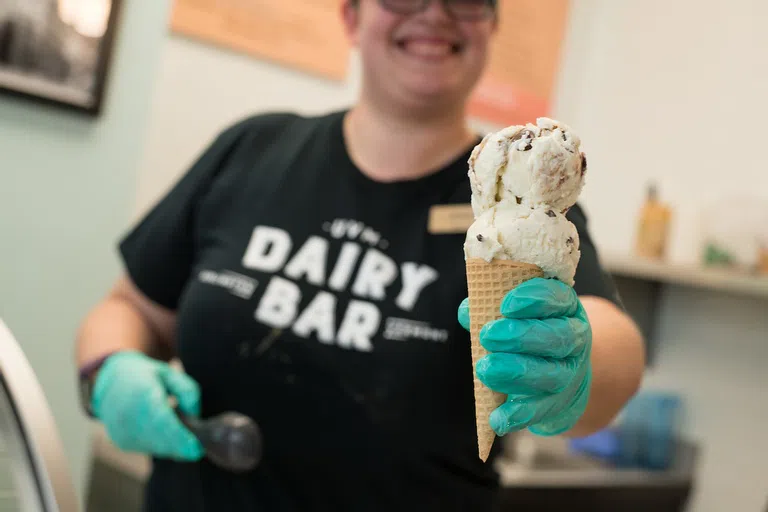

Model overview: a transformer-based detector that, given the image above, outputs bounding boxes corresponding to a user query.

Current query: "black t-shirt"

[119,110,621,512]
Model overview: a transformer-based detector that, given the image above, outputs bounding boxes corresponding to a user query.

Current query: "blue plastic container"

[570,391,682,470]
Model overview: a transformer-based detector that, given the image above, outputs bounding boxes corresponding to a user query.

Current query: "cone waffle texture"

[465,258,545,462]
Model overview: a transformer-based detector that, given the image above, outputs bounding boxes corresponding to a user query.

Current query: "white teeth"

[402,40,454,57]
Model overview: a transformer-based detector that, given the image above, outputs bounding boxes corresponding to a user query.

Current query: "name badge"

[427,204,474,234]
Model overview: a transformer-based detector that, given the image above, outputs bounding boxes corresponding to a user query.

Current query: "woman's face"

[343,0,496,113]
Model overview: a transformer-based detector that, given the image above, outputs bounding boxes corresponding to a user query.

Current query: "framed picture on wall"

[0,0,121,116]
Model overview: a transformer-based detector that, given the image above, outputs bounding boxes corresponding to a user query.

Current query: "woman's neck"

[343,97,478,183]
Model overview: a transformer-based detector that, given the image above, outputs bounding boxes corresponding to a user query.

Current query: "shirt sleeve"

[118,116,261,310]
[567,203,624,309]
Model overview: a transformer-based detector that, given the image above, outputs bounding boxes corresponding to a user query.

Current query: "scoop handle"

[178,411,263,473]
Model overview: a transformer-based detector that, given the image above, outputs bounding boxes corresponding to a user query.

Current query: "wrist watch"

[78,352,116,419]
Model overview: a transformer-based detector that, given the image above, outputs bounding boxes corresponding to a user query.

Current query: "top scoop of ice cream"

[464,205,581,285]
[468,117,587,215]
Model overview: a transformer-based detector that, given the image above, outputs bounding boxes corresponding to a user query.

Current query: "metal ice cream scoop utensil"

[178,411,262,472]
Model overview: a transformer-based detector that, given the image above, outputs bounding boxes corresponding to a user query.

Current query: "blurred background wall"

[554,3,768,510]
[0,1,172,507]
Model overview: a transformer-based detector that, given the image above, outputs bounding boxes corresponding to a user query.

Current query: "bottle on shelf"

[758,243,768,275]
[634,183,672,260]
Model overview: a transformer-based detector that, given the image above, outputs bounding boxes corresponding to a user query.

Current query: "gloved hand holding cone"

[463,118,588,461]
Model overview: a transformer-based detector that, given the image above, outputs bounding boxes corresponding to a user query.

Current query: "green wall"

[0,1,171,505]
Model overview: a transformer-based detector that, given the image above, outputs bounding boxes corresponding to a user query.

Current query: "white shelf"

[603,254,768,300]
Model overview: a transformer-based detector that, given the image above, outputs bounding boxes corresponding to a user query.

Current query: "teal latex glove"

[91,351,204,460]
[458,278,592,437]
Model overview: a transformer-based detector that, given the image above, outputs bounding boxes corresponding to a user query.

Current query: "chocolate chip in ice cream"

[509,129,527,143]
[515,196,523,204]
[546,210,556,218]
[561,131,575,153]
[580,153,588,176]
[476,234,484,242]
[512,130,535,151]
[566,237,575,245]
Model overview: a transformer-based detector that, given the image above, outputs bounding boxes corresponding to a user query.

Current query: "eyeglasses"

[377,0,497,21]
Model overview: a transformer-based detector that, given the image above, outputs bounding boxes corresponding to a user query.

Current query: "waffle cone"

[465,258,545,462]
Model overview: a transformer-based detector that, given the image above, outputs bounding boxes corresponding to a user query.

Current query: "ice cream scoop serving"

[468,117,586,217]
[464,117,587,461]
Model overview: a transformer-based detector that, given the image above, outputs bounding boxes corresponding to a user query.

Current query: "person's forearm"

[565,296,645,437]
[75,297,173,369]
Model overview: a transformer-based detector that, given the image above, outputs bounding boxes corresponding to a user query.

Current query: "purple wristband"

[78,351,120,380]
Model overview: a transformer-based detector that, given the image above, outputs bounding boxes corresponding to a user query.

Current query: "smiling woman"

[343,0,497,133]
[75,1,644,510]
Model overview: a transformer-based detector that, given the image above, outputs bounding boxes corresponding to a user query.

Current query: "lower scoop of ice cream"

[468,118,586,216]
[464,205,580,286]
